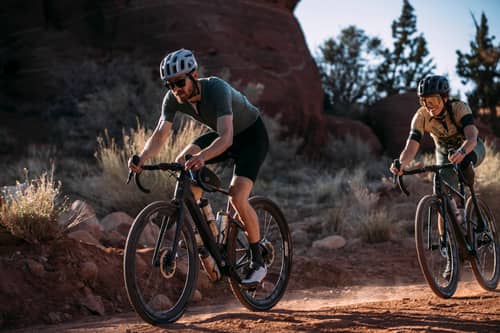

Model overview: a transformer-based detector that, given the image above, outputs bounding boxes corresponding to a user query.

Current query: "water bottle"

[216,211,229,245]
[198,198,219,238]
[198,248,221,281]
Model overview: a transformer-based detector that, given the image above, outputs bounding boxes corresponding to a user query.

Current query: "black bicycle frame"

[434,168,477,256]
[150,168,246,278]
[397,162,487,258]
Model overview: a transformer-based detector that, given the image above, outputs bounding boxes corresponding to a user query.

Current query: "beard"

[174,86,194,104]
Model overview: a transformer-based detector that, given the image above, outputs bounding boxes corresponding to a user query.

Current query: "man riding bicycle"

[390,75,486,277]
[128,48,269,286]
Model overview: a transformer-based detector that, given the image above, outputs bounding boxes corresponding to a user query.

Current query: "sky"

[294,0,500,98]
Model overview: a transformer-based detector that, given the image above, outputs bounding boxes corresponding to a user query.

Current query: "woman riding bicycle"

[128,48,269,287]
[390,75,486,278]
[390,75,486,190]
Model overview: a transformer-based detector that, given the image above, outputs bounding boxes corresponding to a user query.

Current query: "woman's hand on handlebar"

[390,159,404,176]
[448,148,465,164]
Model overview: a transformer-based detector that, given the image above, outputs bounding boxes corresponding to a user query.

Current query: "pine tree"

[317,25,383,112]
[375,0,435,97]
[456,12,500,130]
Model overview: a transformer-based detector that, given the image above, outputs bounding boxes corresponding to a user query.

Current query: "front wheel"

[466,196,500,290]
[415,195,460,298]
[123,201,199,325]
[227,196,293,311]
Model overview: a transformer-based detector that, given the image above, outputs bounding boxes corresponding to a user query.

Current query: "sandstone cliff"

[1,0,331,153]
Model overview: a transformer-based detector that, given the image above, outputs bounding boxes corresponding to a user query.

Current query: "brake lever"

[392,159,410,196]
[392,159,401,185]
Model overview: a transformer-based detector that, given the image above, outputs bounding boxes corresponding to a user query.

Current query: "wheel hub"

[159,249,176,279]
[261,239,275,267]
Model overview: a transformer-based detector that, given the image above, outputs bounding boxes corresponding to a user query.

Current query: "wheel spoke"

[227,197,292,311]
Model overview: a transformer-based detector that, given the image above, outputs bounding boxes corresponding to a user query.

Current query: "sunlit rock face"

[2,0,330,153]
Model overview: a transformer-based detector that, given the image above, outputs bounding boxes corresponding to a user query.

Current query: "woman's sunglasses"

[419,95,442,107]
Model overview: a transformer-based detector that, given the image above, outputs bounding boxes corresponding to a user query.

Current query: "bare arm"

[185,115,233,170]
[128,119,172,172]
[390,139,420,175]
[449,124,478,164]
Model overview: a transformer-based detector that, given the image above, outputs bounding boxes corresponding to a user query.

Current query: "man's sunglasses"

[165,77,188,90]
[419,95,442,107]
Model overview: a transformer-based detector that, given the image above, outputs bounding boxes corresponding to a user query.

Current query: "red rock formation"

[325,116,382,154]
[1,0,327,153]
[367,92,428,158]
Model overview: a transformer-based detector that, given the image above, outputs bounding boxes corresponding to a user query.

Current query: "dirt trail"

[6,281,499,332]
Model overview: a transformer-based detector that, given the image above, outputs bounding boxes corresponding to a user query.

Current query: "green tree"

[375,0,435,96]
[317,25,383,112]
[456,12,500,130]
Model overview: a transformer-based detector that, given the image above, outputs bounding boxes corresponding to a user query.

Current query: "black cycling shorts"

[192,117,269,183]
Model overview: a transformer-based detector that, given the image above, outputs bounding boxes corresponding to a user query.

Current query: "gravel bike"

[123,155,292,324]
[394,160,499,298]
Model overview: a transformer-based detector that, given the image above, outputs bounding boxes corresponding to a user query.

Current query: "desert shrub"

[358,209,393,243]
[475,141,500,187]
[0,169,66,243]
[73,118,207,216]
[320,134,376,171]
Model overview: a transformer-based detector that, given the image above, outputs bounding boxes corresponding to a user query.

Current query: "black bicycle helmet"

[417,75,450,97]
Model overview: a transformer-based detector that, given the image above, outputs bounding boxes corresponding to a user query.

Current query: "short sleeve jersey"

[409,100,475,151]
[161,76,260,135]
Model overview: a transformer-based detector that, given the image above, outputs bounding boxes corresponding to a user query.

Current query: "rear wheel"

[227,196,292,311]
[466,196,500,290]
[123,201,198,325]
[415,195,459,298]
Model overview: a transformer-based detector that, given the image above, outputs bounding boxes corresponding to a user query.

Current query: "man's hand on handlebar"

[184,153,205,171]
[128,155,143,174]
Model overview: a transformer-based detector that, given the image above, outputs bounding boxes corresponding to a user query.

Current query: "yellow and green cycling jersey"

[408,100,486,190]
[409,100,475,152]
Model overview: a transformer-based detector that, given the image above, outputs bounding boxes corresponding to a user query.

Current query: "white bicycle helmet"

[160,49,198,81]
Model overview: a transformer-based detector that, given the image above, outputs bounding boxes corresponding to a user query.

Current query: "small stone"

[312,235,346,250]
[191,289,203,302]
[25,259,45,278]
[80,261,98,282]
[149,294,172,309]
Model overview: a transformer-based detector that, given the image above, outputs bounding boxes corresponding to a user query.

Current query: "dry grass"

[0,168,66,243]
[476,141,500,187]
[73,118,207,216]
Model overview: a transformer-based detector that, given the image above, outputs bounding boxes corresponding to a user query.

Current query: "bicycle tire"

[415,195,460,298]
[123,201,199,324]
[466,196,500,290]
[227,196,293,311]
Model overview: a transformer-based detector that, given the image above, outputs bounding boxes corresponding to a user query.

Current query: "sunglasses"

[165,77,188,90]
[419,95,442,107]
